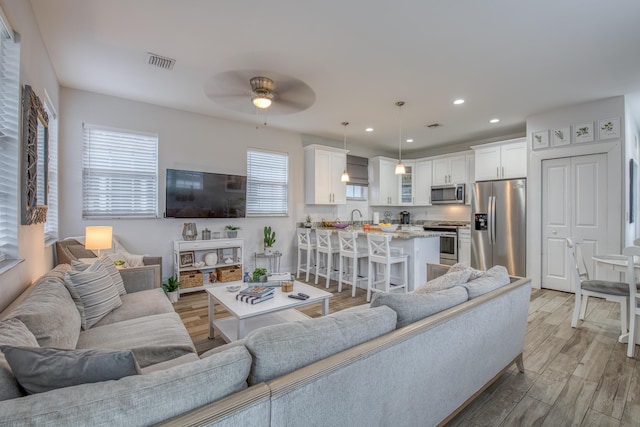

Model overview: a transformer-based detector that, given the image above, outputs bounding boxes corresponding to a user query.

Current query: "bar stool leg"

[403,260,408,293]
[306,248,312,282]
[325,252,333,288]
[350,255,357,297]
[338,255,344,293]
[367,260,373,302]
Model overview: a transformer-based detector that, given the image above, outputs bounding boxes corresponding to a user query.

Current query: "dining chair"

[296,228,316,282]
[567,237,629,336]
[366,233,408,302]
[315,229,340,288]
[623,245,640,358]
[337,230,368,297]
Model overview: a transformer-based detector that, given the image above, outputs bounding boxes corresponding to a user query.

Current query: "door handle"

[552,230,557,235]
[501,166,504,178]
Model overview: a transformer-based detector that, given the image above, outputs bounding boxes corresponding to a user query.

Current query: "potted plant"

[162,276,180,303]
[263,226,276,255]
[225,225,240,238]
[304,214,313,228]
[252,267,268,283]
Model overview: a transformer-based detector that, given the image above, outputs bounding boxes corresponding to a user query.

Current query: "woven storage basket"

[180,271,203,288]
[217,266,242,282]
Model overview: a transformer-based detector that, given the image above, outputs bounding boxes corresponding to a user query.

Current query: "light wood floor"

[174,279,640,426]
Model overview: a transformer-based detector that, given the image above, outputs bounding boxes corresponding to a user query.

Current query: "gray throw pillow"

[72,258,126,295]
[371,286,469,328]
[462,265,510,299]
[0,346,141,395]
[414,268,472,294]
[64,260,122,329]
[448,262,485,281]
[0,319,39,401]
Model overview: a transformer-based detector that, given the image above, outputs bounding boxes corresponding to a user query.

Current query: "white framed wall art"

[574,122,594,143]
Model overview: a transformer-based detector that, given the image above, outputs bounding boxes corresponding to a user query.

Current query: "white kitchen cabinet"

[413,159,432,205]
[465,153,475,205]
[399,160,415,205]
[174,238,244,294]
[472,138,526,181]
[369,156,399,206]
[432,155,467,185]
[304,144,348,205]
[458,228,471,265]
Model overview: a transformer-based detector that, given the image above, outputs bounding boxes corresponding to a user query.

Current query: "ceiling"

[29,0,640,155]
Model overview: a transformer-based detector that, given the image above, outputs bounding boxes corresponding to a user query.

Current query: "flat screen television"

[165,169,246,218]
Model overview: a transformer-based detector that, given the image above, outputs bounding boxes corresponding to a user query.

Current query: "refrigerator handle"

[487,196,493,245]
[491,196,497,245]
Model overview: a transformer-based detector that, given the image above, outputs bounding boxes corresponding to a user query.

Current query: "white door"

[542,154,607,292]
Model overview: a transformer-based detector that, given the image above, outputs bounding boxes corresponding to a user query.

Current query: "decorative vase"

[182,223,197,241]
[264,247,274,256]
[304,222,312,228]
[166,290,179,303]
[204,252,218,266]
[226,230,237,238]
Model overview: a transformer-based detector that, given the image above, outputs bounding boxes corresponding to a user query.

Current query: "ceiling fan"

[204,70,315,115]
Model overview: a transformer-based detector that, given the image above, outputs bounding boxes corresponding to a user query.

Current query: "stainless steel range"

[422,221,469,265]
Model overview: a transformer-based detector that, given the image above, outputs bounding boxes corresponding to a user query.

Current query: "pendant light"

[340,121,350,182]
[395,101,406,175]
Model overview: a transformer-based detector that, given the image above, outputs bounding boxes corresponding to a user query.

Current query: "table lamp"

[85,226,112,256]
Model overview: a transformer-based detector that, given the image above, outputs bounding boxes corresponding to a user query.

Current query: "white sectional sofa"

[0,263,531,426]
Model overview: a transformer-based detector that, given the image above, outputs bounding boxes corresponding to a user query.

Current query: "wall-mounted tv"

[165,169,246,218]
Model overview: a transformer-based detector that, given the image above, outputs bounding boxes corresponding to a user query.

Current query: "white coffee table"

[207,281,333,342]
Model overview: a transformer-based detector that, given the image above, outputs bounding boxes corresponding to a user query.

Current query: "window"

[246,149,288,216]
[0,15,19,263]
[346,185,367,200]
[82,124,158,218]
[43,96,58,243]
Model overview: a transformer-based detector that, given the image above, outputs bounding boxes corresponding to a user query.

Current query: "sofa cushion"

[0,346,252,426]
[8,265,81,349]
[64,260,122,329]
[449,262,485,281]
[66,244,96,259]
[93,288,174,327]
[141,353,201,374]
[1,346,140,395]
[371,286,469,328]
[414,268,472,294]
[462,265,511,299]
[76,312,196,368]
[0,319,39,401]
[245,306,397,385]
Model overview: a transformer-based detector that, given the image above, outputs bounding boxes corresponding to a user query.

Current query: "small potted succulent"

[252,267,268,283]
[304,214,313,228]
[162,276,180,303]
[225,225,240,238]
[263,226,276,255]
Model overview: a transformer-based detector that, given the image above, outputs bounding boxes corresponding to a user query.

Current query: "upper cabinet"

[304,144,348,205]
[472,138,527,181]
[413,159,432,206]
[432,155,467,185]
[369,156,399,206]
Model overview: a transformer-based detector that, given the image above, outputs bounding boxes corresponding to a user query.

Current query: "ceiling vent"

[426,123,441,128]
[146,52,175,70]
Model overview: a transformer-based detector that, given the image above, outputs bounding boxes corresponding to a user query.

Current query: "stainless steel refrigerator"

[471,179,526,277]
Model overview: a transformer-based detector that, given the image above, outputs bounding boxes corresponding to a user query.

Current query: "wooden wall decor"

[21,84,49,225]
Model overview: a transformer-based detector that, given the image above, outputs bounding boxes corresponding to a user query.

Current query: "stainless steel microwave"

[431,184,465,204]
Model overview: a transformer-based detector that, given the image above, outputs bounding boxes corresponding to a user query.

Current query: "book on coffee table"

[236,293,274,304]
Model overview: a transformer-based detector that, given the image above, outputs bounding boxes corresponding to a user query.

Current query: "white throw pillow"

[64,260,122,329]
[448,262,485,281]
[414,268,472,294]
[71,258,126,296]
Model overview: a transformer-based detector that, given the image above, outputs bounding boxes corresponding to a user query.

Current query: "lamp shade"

[85,226,112,252]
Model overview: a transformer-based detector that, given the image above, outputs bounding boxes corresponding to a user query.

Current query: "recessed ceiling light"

[489,118,500,123]
[453,99,465,105]
[365,127,374,132]
[406,139,414,143]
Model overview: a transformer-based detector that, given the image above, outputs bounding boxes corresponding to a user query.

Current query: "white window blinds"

[43,99,58,243]
[0,19,20,261]
[247,149,288,216]
[82,124,158,219]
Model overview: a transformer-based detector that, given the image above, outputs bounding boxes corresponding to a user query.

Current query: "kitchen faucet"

[351,209,363,225]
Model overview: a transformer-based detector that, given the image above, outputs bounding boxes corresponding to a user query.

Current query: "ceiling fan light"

[395,161,406,175]
[252,94,272,109]
[341,170,350,182]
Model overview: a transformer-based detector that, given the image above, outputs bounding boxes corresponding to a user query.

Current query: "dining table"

[592,253,640,344]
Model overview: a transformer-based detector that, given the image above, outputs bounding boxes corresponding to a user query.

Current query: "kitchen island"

[308,227,441,291]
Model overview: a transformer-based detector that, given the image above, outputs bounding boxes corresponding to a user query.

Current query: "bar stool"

[367,233,408,302]
[315,229,340,288]
[338,230,368,297]
[296,228,316,282]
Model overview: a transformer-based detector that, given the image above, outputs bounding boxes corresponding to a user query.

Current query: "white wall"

[526,96,625,289]
[59,88,307,280]
[0,0,59,312]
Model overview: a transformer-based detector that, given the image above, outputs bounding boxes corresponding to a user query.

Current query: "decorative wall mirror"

[21,84,49,225]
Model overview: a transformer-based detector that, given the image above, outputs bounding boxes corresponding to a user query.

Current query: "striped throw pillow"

[71,258,126,295]
[64,260,122,329]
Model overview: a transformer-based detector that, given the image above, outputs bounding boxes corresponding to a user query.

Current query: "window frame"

[246,148,289,217]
